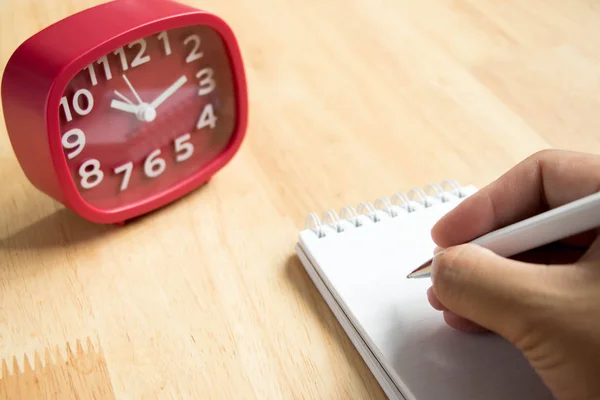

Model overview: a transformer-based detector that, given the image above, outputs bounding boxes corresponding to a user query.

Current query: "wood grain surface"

[1,0,600,398]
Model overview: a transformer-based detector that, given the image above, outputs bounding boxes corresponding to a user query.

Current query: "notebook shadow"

[284,255,342,337]
[284,254,387,397]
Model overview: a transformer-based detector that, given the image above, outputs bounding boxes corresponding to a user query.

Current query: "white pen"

[407,189,600,278]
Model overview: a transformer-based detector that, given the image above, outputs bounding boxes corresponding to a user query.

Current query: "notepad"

[295,180,554,400]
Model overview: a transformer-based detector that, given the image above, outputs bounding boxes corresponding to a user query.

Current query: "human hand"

[427,149,600,400]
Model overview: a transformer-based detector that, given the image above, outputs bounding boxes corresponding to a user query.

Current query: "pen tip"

[406,259,433,279]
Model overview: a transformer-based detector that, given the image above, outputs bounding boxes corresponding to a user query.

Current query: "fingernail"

[433,246,444,255]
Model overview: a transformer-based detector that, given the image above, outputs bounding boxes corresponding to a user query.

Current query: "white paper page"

[296,244,406,400]
[298,193,554,400]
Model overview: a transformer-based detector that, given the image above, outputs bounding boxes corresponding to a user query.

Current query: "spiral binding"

[305,180,468,238]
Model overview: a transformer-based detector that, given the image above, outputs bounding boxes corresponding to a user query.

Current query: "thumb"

[431,243,552,342]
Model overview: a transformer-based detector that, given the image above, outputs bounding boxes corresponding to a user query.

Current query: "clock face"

[57,25,237,211]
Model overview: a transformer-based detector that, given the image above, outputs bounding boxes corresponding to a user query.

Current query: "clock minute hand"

[149,75,188,109]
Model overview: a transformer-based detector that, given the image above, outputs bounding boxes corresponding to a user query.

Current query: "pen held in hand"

[407,189,600,279]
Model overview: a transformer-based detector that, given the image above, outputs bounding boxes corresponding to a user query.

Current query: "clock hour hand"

[149,75,188,109]
[110,99,140,114]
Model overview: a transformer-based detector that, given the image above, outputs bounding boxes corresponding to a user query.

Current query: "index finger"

[431,149,600,248]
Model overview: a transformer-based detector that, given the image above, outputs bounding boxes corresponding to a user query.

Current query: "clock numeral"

[86,55,112,86]
[174,133,194,162]
[60,89,94,122]
[183,34,203,63]
[196,103,217,130]
[129,39,151,68]
[97,56,112,81]
[72,89,94,116]
[196,67,216,96]
[111,136,195,191]
[114,161,133,191]
[114,47,128,71]
[144,149,167,178]
[157,31,171,56]
[82,136,199,192]
[62,128,86,160]
[79,159,104,189]
[114,39,151,72]
[85,64,96,86]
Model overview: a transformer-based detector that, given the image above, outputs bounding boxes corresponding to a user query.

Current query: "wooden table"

[1,0,600,398]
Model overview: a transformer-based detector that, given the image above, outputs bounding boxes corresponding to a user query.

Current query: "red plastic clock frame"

[1,0,248,224]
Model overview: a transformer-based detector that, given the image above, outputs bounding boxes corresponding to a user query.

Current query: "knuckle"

[530,148,557,159]
[433,244,489,287]
[525,148,562,165]
[433,245,470,287]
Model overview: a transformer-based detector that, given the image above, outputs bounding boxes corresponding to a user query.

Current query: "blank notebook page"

[297,184,554,400]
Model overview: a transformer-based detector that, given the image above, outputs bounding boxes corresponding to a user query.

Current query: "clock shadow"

[0,179,212,251]
[110,179,213,227]
[0,208,114,250]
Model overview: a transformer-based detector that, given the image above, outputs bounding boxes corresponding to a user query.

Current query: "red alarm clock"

[1,0,248,224]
